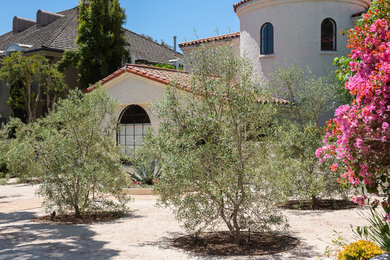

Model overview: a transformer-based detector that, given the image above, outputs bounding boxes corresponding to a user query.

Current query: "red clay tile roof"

[85,64,192,93]
[233,0,253,12]
[178,32,240,47]
[85,64,289,105]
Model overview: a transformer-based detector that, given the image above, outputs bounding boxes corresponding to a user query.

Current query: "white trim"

[259,54,275,59]
[236,0,370,18]
[319,51,338,55]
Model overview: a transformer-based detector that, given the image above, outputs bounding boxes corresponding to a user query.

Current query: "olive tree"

[267,65,346,204]
[144,46,286,243]
[6,88,129,217]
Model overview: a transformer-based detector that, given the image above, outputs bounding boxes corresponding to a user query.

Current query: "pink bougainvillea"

[317,0,390,214]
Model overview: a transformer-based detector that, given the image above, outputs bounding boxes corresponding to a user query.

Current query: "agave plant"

[130,160,161,185]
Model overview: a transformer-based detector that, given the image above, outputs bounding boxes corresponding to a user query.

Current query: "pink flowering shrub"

[317,0,390,215]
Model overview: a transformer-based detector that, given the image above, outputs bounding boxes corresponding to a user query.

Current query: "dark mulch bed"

[173,231,300,256]
[32,211,125,224]
[280,199,357,210]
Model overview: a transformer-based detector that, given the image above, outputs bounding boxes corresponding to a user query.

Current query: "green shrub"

[6,88,130,217]
[267,65,347,204]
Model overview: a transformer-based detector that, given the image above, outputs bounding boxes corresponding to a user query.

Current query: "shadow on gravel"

[0,211,120,260]
[189,243,316,260]
[136,231,315,260]
[0,195,22,201]
[136,231,186,250]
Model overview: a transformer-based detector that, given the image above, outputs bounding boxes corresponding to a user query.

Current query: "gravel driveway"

[0,184,370,260]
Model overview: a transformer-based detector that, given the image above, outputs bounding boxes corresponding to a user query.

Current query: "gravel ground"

[0,184,371,260]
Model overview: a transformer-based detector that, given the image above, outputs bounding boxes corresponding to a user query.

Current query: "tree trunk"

[26,83,32,123]
[32,79,42,121]
[311,194,319,208]
[74,205,81,219]
[233,228,241,244]
[232,204,242,244]
[46,87,50,112]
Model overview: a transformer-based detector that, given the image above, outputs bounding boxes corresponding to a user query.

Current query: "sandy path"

[0,184,370,260]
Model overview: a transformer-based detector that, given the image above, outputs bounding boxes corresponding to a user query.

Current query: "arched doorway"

[117,105,152,154]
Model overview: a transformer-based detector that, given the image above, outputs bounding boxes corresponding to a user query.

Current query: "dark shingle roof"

[0,8,78,52]
[124,29,182,63]
[0,7,182,63]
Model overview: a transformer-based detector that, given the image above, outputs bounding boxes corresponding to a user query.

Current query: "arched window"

[261,23,274,55]
[117,105,151,154]
[321,18,336,51]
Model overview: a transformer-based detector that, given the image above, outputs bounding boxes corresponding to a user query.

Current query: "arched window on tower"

[117,105,151,154]
[261,23,274,55]
[321,18,337,51]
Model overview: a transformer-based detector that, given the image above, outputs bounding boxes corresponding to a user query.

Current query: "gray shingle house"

[0,6,182,123]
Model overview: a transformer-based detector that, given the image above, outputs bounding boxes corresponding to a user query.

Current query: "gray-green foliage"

[268,65,345,203]
[144,46,286,243]
[5,88,130,217]
[0,126,10,182]
[2,119,39,183]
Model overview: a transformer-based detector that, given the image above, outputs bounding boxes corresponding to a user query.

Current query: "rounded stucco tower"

[234,0,371,80]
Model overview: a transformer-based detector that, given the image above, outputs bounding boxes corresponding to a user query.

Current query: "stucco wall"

[103,73,167,130]
[237,0,370,80]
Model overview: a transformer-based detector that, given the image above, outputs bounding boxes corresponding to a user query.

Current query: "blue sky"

[0,0,240,51]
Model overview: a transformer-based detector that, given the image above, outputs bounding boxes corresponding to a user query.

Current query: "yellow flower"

[338,240,384,260]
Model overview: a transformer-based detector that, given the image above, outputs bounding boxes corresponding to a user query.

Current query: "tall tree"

[0,53,67,123]
[143,46,286,243]
[59,0,129,90]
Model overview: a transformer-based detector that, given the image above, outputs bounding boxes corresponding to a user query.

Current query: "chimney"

[37,10,64,27]
[13,17,36,34]
[173,36,177,52]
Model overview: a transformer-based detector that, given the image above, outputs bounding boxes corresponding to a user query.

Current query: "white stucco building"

[94,0,372,153]
[181,0,371,79]
[236,0,371,79]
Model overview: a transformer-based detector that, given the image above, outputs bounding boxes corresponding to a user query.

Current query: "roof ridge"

[84,64,290,106]
[126,63,189,74]
[179,32,240,47]
[122,28,182,55]
[57,6,79,15]
[45,8,77,48]
[233,0,253,12]
[85,64,191,94]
